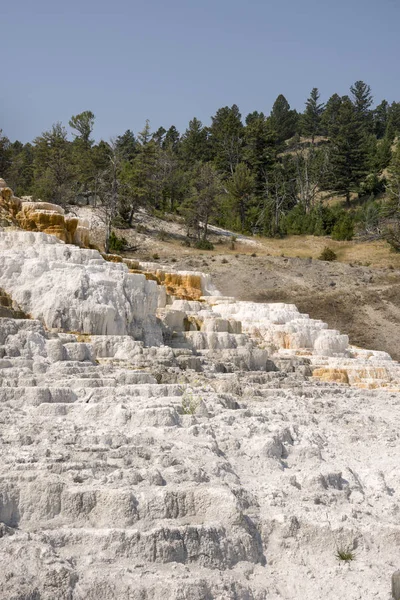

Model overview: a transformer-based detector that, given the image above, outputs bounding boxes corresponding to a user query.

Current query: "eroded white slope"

[1,230,400,599]
[0,231,162,345]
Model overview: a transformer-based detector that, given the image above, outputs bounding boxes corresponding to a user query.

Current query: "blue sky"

[2,0,399,142]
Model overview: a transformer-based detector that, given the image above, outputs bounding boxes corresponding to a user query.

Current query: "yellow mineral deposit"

[312,367,350,385]
[312,365,395,389]
[157,272,203,300]
[0,177,90,247]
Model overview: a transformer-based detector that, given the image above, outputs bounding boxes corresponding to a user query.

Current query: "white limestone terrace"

[1,229,400,598]
[0,231,162,346]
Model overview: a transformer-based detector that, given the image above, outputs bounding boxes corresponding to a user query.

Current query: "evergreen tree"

[115,130,138,162]
[386,102,400,140]
[373,100,389,139]
[69,111,96,203]
[226,163,255,231]
[209,104,243,175]
[302,88,324,143]
[387,142,400,214]
[269,95,298,144]
[350,80,373,131]
[329,96,369,205]
[152,126,167,147]
[321,93,342,136]
[182,163,222,242]
[69,111,95,148]
[6,141,34,195]
[32,123,73,205]
[163,126,180,153]
[375,136,392,171]
[180,118,209,165]
[243,112,277,194]
[0,130,11,176]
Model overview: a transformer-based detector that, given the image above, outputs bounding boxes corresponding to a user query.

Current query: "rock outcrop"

[1,229,400,599]
[0,178,90,246]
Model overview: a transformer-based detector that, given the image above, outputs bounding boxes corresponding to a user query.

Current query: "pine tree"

[0,130,11,176]
[5,141,34,195]
[269,95,298,144]
[321,93,342,137]
[33,123,73,205]
[209,104,243,175]
[182,163,222,242]
[226,163,255,231]
[163,126,180,153]
[115,130,138,162]
[302,88,324,144]
[180,118,209,165]
[243,112,277,195]
[329,96,369,205]
[69,111,96,203]
[69,111,95,148]
[387,142,400,214]
[386,102,400,140]
[350,80,373,131]
[373,100,389,139]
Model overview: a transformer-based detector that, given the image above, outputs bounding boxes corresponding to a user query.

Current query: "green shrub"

[194,239,214,250]
[331,214,354,241]
[109,231,128,252]
[181,393,199,415]
[319,247,337,261]
[336,547,356,562]
[385,223,400,252]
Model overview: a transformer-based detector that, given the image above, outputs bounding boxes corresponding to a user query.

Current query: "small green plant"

[181,392,199,415]
[152,253,160,260]
[194,239,214,250]
[331,214,354,241]
[221,258,228,264]
[336,547,356,562]
[319,247,337,262]
[251,252,257,257]
[109,231,128,252]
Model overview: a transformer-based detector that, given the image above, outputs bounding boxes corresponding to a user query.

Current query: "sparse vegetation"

[181,392,199,415]
[335,547,356,562]
[319,247,337,261]
[108,231,128,253]
[194,239,214,250]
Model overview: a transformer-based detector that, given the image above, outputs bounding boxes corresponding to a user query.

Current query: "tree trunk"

[346,190,351,206]
[202,216,209,241]
[240,200,246,232]
[128,202,135,227]
[104,219,111,254]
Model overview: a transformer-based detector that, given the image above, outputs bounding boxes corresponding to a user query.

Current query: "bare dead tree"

[97,139,121,254]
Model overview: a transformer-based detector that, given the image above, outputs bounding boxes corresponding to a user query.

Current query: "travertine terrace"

[0,224,400,599]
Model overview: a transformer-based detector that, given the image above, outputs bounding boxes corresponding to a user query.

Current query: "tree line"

[1,80,400,251]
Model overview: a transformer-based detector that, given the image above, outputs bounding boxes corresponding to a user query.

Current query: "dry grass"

[253,235,400,268]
